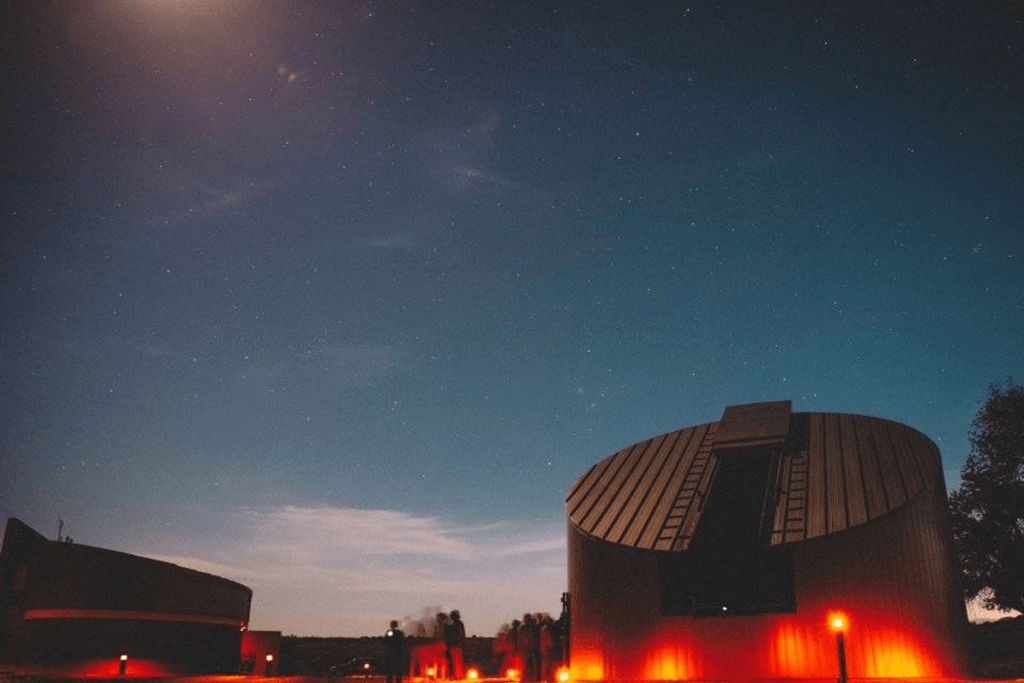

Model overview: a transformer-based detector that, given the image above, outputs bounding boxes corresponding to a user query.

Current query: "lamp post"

[119,654,128,676]
[265,654,274,677]
[830,617,848,683]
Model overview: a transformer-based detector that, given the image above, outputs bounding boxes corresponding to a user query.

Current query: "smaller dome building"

[566,401,969,681]
[0,517,252,676]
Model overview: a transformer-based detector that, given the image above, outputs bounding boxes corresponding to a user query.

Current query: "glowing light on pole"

[830,615,848,683]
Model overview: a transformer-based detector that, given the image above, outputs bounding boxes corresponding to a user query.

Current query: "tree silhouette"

[949,379,1024,614]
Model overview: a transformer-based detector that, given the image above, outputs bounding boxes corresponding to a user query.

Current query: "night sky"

[2,0,1022,637]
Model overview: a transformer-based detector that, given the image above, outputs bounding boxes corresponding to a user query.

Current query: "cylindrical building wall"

[0,518,251,675]
[566,402,970,681]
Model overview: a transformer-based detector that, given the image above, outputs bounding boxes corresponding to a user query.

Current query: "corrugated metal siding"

[769,413,941,544]
[566,409,944,550]
[804,414,827,538]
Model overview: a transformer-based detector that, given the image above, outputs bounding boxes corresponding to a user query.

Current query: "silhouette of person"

[519,613,540,681]
[506,619,523,679]
[539,615,555,682]
[383,620,407,683]
[433,612,451,678]
[444,609,466,679]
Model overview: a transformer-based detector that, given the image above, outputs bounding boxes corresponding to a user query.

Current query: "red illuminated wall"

[570,491,968,680]
[566,407,970,681]
[241,630,281,675]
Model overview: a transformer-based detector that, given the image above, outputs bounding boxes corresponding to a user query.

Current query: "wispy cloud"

[142,505,566,637]
[237,506,475,560]
[492,536,567,556]
[142,177,275,226]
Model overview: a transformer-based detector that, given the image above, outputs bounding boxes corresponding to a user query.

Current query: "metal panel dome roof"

[566,401,943,551]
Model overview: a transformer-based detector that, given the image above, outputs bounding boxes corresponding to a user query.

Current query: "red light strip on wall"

[23,609,246,627]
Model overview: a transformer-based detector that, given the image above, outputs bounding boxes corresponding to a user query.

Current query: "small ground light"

[557,667,570,682]
[467,668,479,680]
[829,615,848,683]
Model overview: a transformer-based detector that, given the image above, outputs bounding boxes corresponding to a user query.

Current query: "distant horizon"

[4,502,1020,639]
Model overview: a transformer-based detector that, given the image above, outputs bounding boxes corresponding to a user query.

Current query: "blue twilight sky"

[1,0,1022,636]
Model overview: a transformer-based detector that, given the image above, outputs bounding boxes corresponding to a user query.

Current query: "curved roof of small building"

[566,400,945,551]
[0,517,252,620]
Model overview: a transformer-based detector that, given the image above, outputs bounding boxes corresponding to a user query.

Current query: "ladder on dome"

[772,448,809,544]
[659,436,717,552]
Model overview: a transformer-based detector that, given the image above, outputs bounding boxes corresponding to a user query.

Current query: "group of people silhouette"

[495,613,562,682]
[385,608,564,682]
[399,609,467,682]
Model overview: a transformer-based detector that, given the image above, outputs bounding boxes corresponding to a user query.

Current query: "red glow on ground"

[67,657,178,677]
